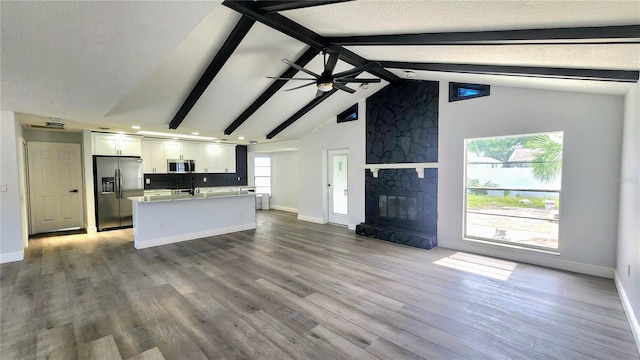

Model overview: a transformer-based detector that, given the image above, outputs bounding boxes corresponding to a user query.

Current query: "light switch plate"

[203,177,207,182]
[0,184,6,192]
[145,178,150,184]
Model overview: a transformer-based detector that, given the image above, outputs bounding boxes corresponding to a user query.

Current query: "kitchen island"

[129,191,256,249]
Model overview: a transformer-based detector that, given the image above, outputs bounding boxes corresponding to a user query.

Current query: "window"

[449,82,490,102]
[464,132,563,251]
[254,156,271,195]
[337,103,358,123]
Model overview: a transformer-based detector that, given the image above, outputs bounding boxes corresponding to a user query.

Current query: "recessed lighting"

[172,137,178,140]
[215,140,221,143]
[238,136,245,140]
[136,130,215,140]
[192,132,199,135]
[131,125,141,130]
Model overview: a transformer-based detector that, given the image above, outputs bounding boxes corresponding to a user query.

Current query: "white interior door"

[28,142,83,234]
[328,149,349,225]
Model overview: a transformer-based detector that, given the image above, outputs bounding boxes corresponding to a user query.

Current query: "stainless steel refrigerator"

[94,156,143,231]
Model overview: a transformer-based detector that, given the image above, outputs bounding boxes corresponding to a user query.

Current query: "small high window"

[337,103,358,123]
[449,82,490,102]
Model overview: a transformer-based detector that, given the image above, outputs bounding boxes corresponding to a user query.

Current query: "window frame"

[463,132,563,252]
[254,155,272,196]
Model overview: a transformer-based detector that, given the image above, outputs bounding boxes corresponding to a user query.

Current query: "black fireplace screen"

[379,195,418,222]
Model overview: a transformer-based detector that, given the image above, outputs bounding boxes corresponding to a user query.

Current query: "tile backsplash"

[144,145,247,189]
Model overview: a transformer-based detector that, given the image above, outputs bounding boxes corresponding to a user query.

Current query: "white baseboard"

[0,250,24,264]
[348,223,358,231]
[439,240,615,278]
[297,214,326,224]
[615,271,640,354]
[270,205,298,213]
[135,223,257,249]
[87,226,97,234]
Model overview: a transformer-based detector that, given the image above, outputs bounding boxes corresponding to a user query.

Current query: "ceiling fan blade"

[267,76,316,81]
[335,78,382,83]
[282,59,320,78]
[334,83,356,94]
[333,62,380,79]
[324,52,339,74]
[284,82,317,91]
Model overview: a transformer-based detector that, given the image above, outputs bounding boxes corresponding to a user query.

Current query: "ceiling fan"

[268,50,382,97]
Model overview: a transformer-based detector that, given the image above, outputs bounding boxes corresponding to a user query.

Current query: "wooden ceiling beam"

[379,61,640,82]
[257,0,354,13]
[327,25,640,46]
[169,16,255,130]
[266,89,338,139]
[222,0,399,83]
[224,47,320,135]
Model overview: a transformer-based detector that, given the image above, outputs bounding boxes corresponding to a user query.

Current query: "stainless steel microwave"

[167,159,195,173]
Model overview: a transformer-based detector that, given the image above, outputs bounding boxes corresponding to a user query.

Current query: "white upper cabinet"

[140,139,236,174]
[203,144,236,173]
[164,142,182,160]
[141,140,167,173]
[93,133,142,156]
[181,142,205,169]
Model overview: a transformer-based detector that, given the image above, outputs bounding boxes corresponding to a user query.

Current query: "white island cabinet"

[129,192,256,249]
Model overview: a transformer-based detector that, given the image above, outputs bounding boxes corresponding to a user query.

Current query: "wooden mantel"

[362,163,438,179]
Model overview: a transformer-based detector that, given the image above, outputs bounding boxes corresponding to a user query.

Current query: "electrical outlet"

[0,183,7,192]
[628,264,631,277]
[203,177,207,183]
[159,222,164,229]
[145,178,150,185]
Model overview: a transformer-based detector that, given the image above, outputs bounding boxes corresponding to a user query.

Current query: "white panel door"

[328,149,349,226]
[28,142,83,234]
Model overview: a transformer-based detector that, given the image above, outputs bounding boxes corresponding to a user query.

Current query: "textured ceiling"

[2,1,639,144]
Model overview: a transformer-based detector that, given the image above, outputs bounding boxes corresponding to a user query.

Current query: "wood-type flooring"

[1,210,638,359]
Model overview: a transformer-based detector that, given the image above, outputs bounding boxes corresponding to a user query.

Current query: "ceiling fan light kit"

[318,82,333,92]
[269,50,382,97]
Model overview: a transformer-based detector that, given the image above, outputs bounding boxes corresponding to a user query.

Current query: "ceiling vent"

[29,123,65,131]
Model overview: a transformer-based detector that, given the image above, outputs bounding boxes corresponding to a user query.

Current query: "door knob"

[69,189,78,193]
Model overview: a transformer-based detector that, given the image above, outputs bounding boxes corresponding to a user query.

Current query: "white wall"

[250,99,367,229]
[82,130,96,233]
[247,149,300,213]
[438,84,624,278]
[617,81,640,346]
[270,151,299,212]
[0,111,25,263]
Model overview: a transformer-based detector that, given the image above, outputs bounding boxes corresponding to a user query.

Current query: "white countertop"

[129,191,255,203]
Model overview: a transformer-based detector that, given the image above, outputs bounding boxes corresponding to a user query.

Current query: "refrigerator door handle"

[118,169,123,199]
[114,169,120,199]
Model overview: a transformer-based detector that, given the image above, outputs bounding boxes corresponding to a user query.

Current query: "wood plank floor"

[1,210,638,359]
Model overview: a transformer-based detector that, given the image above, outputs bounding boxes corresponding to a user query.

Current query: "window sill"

[463,236,560,256]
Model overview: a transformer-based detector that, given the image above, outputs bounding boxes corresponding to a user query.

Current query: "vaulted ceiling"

[2,1,639,144]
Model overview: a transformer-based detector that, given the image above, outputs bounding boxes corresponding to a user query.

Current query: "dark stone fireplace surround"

[357,80,439,250]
